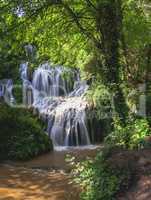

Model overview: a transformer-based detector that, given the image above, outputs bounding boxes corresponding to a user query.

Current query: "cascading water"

[47,97,90,146]
[20,61,92,147]
[20,62,33,106]
[0,79,14,104]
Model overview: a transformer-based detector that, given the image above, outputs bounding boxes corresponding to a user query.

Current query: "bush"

[105,118,151,149]
[86,82,113,137]
[86,83,112,119]
[0,103,53,160]
[68,148,134,200]
[12,86,23,104]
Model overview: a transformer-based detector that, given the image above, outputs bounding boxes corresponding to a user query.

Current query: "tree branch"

[60,1,101,49]
[84,0,97,10]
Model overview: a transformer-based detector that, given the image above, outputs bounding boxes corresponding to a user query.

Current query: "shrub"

[0,103,53,160]
[86,83,112,119]
[68,148,134,200]
[86,82,113,138]
[105,117,151,149]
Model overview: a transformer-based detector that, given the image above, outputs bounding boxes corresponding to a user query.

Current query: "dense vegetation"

[67,147,135,200]
[0,103,53,160]
[1,0,150,121]
[0,0,151,199]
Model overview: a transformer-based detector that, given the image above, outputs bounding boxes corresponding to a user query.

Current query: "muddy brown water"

[14,146,102,170]
[0,145,102,200]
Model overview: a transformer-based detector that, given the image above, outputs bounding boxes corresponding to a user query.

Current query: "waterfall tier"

[19,62,97,147]
[0,79,14,104]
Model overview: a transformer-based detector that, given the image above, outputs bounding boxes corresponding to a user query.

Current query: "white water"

[0,79,14,104]
[20,61,91,147]
[54,145,100,151]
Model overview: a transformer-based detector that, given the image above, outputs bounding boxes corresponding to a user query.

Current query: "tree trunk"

[146,44,151,121]
[96,0,129,125]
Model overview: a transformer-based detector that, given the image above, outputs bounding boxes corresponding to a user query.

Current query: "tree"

[1,0,151,123]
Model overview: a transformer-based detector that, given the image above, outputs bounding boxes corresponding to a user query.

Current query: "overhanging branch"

[60,1,101,49]
[84,0,97,10]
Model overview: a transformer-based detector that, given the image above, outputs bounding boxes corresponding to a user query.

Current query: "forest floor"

[1,148,151,200]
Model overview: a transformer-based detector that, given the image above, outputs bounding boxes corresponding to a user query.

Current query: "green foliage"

[23,3,93,69]
[68,148,134,200]
[105,118,151,149]
[0,0,150,154]
[61,69,75,92]
[86,81,114,137]
[123,0,151,49]
[0,0,150,83]
[86,82,112,119]
[0,0,149,152]
[122,0,151,82]
[0,103,53,160]
[12,86,23,104]
[0,1,26,80]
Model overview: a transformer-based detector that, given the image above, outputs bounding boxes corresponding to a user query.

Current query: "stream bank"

[0,146,101,200]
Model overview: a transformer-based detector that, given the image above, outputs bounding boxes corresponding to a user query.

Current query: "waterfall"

[0,79,14,104]
[45,97,90,146]
[20,62,33,106]
[20,61,92,147]
[32,62,80,98]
